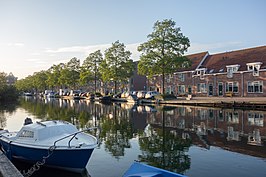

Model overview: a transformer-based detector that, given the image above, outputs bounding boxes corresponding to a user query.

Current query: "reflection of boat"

[126,94,138,103]
[0,120,98,173]
[137,105,157,113]
[24,92,33,96]
[123,161,186,177]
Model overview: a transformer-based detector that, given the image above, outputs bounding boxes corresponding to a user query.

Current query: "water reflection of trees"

[138,109,192,174]
[0,102,18,128]
[100,106,133,159]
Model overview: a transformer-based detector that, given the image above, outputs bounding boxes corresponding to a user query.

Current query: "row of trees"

[16,41,135,94]
[16,19,190,94]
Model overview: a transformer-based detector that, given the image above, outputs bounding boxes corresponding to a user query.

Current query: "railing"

[53,127,99,148]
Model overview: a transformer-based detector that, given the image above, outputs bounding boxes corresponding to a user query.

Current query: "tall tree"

[60,58,80,89]
[46,63,64,89]
[32,71,48,92]
[138,19,190,94]
[100,41,134,94]
[81,50,103,93]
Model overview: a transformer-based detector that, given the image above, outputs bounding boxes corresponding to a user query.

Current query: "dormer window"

[195,68,206,79]
[247,62,262,76]
[226,65,240,78]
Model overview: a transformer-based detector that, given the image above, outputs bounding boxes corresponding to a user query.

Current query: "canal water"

[0,97,266,177]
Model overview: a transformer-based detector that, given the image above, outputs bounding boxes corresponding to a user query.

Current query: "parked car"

[121,91,133,98]
[137,91,147,99]
[145,91,159,99]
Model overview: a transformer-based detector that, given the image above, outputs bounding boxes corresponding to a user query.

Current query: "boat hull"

[123,162,187,177]
[0,140,94,172]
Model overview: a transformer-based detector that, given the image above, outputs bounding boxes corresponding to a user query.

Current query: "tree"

[138,19,190,94]
[46,63,64,89]
[59,58,80,89]
[32,71,48,92]
[100,41,134,94]
[0,72,6,90]
[81,50,103,93]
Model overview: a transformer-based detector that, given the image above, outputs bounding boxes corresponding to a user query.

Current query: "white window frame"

[178,85,186,94]
[195,68,206,79]
[247,81,263,93]
[225,82,239,93]
[247,62,262,76]
[226,64,240,78]
[197,83,207,93]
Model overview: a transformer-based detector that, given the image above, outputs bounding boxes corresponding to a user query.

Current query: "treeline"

[0,72,19,102]
[16,40,135,94]
[16,19,191,94]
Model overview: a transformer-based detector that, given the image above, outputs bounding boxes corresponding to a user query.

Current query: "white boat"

[0,119,98,173]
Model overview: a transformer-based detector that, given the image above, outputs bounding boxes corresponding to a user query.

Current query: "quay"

[146,97,266,110]
[0,152,23,177]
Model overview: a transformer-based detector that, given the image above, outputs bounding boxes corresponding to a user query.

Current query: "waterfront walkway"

[157,96,266,110]
[0,152,23,177]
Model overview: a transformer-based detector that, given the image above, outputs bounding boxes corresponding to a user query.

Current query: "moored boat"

[0,119,98,173]
[123,161,187,177]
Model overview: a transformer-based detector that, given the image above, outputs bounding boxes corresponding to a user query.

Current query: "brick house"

[194,46,266,97]
[147,45,266,97]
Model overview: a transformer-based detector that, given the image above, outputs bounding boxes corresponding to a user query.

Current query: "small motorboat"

[0,119,98,173]
[123,161,187,177]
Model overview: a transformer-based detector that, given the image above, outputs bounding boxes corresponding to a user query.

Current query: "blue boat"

[123,162,187,177]
[0,120,98,173]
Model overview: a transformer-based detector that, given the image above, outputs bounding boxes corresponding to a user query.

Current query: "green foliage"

[138,19,190,93]
[59,58,80,89]
[32,70,48,91]
[46,63,64,89]
[100,41,134,93]
[0,72,19,102]
[80,50,103,88]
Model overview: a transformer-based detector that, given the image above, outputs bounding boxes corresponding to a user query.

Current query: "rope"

[22,145,56,177]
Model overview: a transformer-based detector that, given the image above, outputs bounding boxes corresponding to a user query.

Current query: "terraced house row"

[147,45,266,97]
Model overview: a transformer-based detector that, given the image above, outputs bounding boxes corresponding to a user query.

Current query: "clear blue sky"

[0,0,265,79]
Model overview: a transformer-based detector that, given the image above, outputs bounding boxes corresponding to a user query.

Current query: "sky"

[0,0,265,79]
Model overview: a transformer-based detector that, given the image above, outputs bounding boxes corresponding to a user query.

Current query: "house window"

[195,68,206,79]
[226,65,240,78]
[166,86,173,94]
[247,62,262,76]
[178,73,185,82]
[247,81,263,93]
[197,83,207,93]
[167,74,173,83]
[226,82,238,93]
[178,85,185,94]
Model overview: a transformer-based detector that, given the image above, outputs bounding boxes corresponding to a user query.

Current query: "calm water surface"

[0,97,266,177]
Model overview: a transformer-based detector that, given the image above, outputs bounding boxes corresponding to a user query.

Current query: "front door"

[218,82,223,96]
[208,83,213,96]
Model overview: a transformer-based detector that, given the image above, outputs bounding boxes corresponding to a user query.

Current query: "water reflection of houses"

[143,105,266,157]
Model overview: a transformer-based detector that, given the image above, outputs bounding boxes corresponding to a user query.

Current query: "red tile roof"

[200,46,266,73]
[177,51,208,72]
